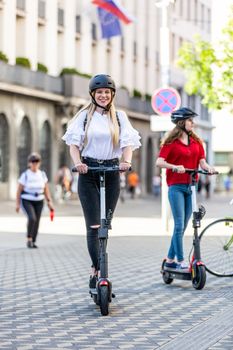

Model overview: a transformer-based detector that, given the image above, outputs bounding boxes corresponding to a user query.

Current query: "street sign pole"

[155,0,175,233]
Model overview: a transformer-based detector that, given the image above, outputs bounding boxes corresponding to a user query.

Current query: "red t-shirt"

[158,138,205,186]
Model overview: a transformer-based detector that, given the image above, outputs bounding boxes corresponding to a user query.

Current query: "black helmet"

[89,74,116,93]
[171,107,198,124]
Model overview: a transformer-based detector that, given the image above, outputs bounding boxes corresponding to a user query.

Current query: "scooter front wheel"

[99,286,109,316]
[192,265,206,290]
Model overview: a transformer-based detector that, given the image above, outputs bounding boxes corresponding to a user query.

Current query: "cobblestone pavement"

[0,231,233,350]
[0,192,233,349]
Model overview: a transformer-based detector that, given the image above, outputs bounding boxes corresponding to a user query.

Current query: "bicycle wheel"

[199,218,233,277]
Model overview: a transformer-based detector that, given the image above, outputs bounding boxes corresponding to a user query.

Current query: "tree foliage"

[177,7,233,112]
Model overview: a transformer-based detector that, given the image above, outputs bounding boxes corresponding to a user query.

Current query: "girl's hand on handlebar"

[74,162,88,174]
[205,166,216,174]
[119,162,131,172]
[172,165,185,173]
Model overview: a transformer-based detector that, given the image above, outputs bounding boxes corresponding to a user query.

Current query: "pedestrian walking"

[127,171,140,199]
[62,74,141,288]
[224,175,232,192]
[156,107,215,270]
[16,152,54,248]
[55,165,73,201]
[152,175,161,196]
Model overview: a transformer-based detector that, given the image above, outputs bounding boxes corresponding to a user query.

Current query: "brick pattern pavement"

[0,233,233,349]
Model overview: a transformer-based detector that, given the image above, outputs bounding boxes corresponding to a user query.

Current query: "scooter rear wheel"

[162,272,173,284]
[161,260,173,284]
[192,265,206,290]
[99,286,109,316]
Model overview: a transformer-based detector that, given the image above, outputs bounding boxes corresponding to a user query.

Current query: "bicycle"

[161,168,218,290]
[72,164,121,316]
[198,198,233,277]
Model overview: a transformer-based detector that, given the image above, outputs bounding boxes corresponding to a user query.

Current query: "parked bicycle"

[198,202,233,277]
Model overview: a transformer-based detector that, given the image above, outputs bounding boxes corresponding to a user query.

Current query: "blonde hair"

[161,120,203,146]
[68,96,120,147]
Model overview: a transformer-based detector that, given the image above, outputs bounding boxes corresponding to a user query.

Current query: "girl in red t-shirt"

[156,107,215,270]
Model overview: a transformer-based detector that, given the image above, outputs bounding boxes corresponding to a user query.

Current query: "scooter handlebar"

[184,168,219,175]
[72,165,131,173]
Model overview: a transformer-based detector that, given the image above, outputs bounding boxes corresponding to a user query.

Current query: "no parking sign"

[151,87,181,115]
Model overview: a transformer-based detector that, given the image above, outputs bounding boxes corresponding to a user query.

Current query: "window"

[133,41,137,58]
[187,95,195,111]
[0,114,9,182]
[207,8,211,33]
[40,121,51,180]
[145,46,149,62]
[201,4,204,30]
[16,0,26,11]
[194,0,198,25]
[215,153,229,166]
[92,23,97,41]
[38,0,46,19]
[76,15,81,34]
[200,104,209,121]
[58,8,64,27]
[17,117,32,175]
[121,37,125,52]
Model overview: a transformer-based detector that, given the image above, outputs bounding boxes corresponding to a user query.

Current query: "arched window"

[59,123,70,167]
[18,116,32,175]
[40,121,51,180]
[0,114,9,182]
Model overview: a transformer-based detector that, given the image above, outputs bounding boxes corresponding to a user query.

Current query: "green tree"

[177,7,233,112]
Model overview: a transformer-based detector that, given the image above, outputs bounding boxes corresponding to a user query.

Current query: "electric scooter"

[161,168,218,290]
[72,164,120,315]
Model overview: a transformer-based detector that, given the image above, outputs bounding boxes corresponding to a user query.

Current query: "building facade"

[0,0,213,199]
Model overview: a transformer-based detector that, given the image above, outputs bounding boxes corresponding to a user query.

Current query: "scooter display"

[161,168,218,290]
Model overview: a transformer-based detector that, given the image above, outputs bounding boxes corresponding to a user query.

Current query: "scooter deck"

[162,268,192,281]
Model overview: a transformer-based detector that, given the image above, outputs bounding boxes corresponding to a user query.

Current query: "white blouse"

[18,169,48,201]
[62,110,141,160]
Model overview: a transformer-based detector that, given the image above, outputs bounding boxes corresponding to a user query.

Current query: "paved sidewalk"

[0,191,233,349]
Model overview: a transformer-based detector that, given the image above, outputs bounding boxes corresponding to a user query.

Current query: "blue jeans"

[167,184,192,262]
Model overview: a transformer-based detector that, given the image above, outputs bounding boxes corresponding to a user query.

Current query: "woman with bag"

[16,152,54,248]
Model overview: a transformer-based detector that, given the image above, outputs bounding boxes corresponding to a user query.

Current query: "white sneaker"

[177,262,189,269]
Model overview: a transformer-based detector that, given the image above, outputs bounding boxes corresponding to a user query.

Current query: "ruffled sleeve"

[62,111,87,148]
[118,111,141,150]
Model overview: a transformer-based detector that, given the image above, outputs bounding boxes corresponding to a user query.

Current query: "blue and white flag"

[97,7,122,39]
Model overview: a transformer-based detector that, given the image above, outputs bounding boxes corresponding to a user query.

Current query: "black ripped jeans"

[78,159,120,270]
